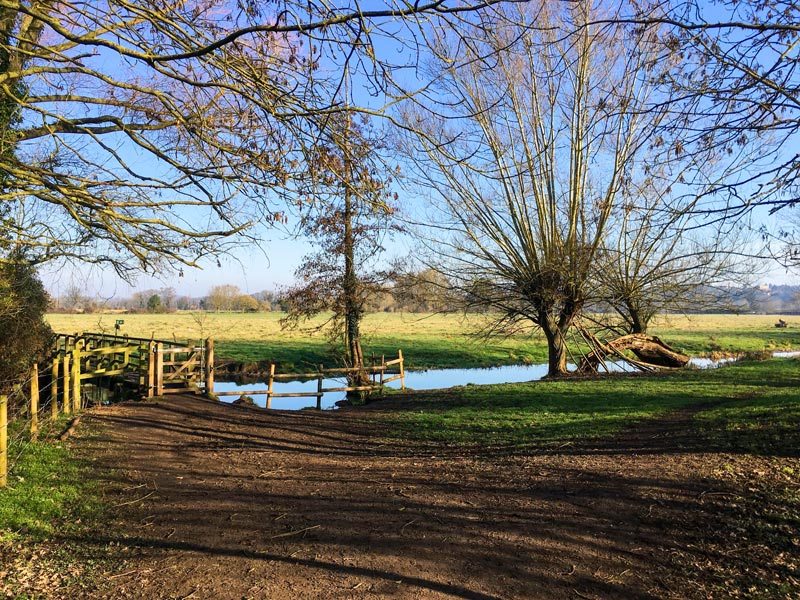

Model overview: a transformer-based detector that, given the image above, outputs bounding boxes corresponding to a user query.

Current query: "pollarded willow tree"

[599,175,758,335]
[400,1,685,376]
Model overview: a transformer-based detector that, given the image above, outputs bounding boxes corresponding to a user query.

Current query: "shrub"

[0,256,53,397]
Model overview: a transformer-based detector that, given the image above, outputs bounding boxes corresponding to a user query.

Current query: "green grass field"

[380,358,800,453]
[46,312,800,371]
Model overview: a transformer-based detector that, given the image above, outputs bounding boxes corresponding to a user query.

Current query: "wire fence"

[1,362,78,488]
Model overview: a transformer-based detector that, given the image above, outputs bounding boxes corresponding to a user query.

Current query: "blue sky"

[36,1,797,300]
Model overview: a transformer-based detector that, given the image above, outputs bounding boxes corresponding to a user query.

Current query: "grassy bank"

[0,421,105,598]
[47,312,800,372]
[378,358,800,451]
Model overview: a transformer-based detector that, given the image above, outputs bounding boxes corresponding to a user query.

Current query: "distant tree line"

[48,276,800,317]
[47,270,457,315]
[51,285,287,314]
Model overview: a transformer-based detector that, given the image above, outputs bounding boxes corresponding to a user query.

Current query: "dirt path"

[67,395,796,599]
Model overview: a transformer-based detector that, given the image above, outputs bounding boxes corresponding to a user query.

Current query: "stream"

[213,350,800,411]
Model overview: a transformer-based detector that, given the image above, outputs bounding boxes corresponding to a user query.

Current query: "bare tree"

[0,2,321,274]
[599,177,758,333]
[0,1,509,275]
[400,2,683,376]
[392,268,457,313]
[60,284,87,312]
[604,0,800,220]
[159,287,177,313]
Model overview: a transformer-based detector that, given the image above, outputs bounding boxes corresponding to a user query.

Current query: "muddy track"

[65,395,796,599]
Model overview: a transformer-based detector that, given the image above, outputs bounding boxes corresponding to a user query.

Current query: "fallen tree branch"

[268,525,320,540]
[576,327,689,372]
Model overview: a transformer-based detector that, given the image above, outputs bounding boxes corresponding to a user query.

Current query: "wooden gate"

[153,343,205,395]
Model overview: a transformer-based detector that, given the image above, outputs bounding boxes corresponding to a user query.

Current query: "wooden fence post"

[317,364,324,410]
[137,344,146,389]
[30,363,39,441]
[266,363,275,409]
[204,338,214,395]
[147,341,156,398]
[0,395,7,488]
[72,341,82,412]
[62,354,71,415]
[399,349,405,391]
[155,342,164,396]
[380,355,385,391]
[51,358,59,420]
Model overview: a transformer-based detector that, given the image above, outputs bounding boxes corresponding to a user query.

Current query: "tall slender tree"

[282,113,397,382]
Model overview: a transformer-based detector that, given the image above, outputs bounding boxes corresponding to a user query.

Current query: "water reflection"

[214,360,636,410]
[213,350,798,411]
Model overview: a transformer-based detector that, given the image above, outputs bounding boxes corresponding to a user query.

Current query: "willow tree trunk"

[626,302,648,334]
[540,315,569,377]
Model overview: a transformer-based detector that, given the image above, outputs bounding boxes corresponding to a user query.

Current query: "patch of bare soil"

[59,395,797,599]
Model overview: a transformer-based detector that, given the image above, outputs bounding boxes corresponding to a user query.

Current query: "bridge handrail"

[55,331,189,348]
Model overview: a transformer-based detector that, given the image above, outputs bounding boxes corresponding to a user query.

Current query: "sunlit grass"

[379,358,800,451]
[0,419,100,541]
[46,312,800,371]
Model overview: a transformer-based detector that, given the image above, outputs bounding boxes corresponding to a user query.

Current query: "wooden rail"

[214,350,405,410]
[0,335,211,487]
[50,334,406,409]
[0,394,6,488]
[51,333,210,400]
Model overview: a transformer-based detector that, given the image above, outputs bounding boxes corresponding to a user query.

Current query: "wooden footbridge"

[47,333,404,411]
[52,332,213,410]
[1,333,406,487]
[0,332,214,486]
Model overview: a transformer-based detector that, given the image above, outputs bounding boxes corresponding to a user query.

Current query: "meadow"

[46,311,800,371]
[381,358,800,453]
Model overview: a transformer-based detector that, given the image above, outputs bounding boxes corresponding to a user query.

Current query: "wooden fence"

[0,333,211,487]
[0,337,405,486]
[213,350,405,409]
[0,362,63,488]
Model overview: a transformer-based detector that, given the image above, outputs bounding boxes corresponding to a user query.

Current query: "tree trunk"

[342,124,368,390]
[629,312,646,334]
[578,333,689,371]
[540,316,569,377]
[626,302,647,334]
